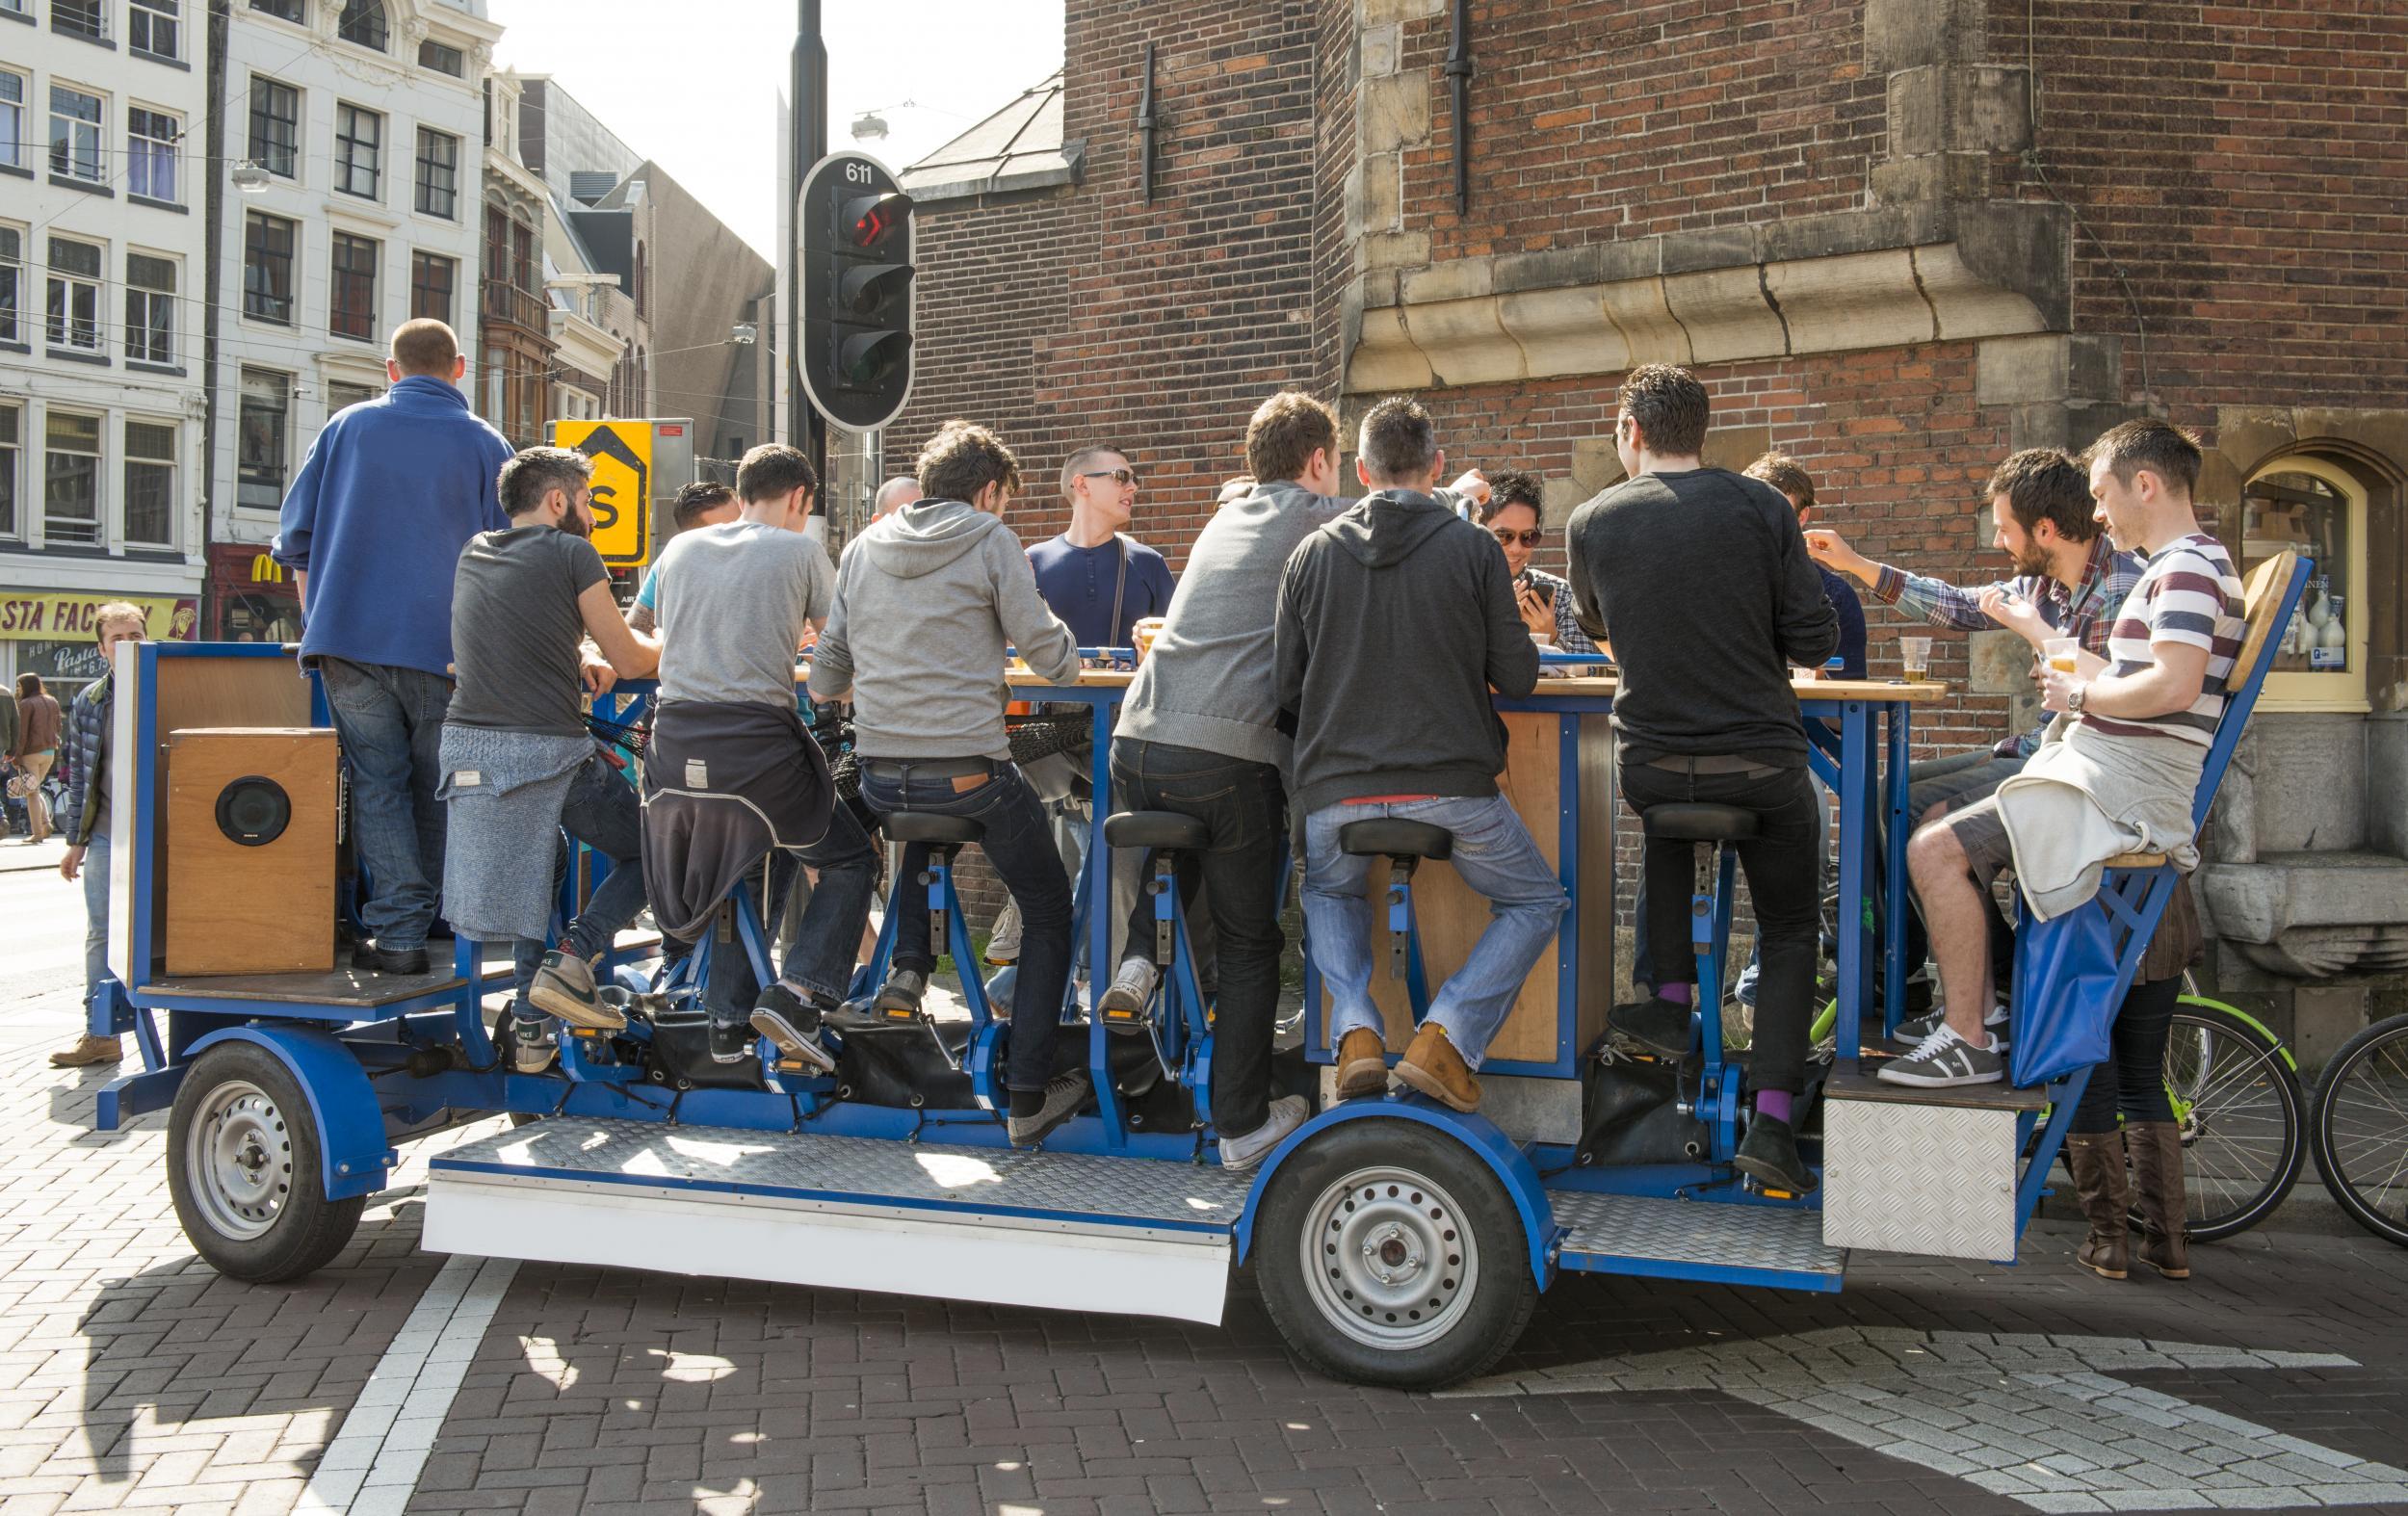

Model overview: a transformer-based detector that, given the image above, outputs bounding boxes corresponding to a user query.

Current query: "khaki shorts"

[1939,788,2201,978]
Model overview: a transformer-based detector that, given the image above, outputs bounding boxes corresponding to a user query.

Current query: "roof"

[900,73,1082,203]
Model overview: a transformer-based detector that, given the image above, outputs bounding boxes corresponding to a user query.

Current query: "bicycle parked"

[2309,1011,2408,1248]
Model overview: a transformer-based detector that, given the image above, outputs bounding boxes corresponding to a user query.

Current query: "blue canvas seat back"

[2008,551,2310,1087]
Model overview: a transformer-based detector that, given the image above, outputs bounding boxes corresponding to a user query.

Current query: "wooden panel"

[164,728,338,975]
[143,656,318,978]
[1573,715,1618,1058]
[1332,711,1570,1065]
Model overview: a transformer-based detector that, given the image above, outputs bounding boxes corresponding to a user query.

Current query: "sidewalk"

[0,834,68,874]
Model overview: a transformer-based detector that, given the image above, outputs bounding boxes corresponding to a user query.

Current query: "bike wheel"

[2152,999,2306,1242]
[2309,1013,2408,1248]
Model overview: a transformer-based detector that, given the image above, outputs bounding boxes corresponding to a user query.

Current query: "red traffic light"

[842,191,912,248]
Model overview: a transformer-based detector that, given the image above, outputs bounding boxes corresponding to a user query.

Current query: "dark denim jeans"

[319,658,454,951]
[860,759,1069,1094]
[1110,739,1288,1138]
[1621,761,1822,1095]
[2069,974,2182,1134]
[699,801,881,1024]
[510,754,649,1017]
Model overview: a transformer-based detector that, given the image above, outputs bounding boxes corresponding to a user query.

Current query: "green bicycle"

[1815,972,2305,1241]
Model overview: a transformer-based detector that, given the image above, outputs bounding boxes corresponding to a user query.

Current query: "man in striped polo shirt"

[1884,421,2243,1087]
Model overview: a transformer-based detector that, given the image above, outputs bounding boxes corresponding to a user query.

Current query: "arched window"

[338,0,388,51]
[632,245,646,318]
[2241,456,2369,712]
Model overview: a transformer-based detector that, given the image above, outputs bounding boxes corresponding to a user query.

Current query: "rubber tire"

[167,1042,368,1283]
[2309,1013,2408,1249]
[2138,1001,2305,1242]
[1254,1119,1539,1390]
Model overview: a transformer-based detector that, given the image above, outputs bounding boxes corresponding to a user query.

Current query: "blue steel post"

[1555,714,1579,1067]
[1883,700,1912,1039]
[1085,683,1127,1144]
[1833,700,1870,1070]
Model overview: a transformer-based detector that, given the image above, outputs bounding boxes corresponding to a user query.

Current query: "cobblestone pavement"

[6,881,2408,1514]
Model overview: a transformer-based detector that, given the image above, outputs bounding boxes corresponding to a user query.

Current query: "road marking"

[297,1252,518,1516]
[1448,1326,2408,1513]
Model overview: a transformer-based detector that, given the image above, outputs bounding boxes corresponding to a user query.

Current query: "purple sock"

[1656,982,1692,1006]
[1756,1089,1793,1124]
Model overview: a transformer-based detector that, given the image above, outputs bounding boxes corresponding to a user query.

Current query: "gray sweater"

[807,499,1079,760]
[1117,480,1354,768]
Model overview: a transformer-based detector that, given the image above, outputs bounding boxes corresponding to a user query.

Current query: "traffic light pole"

[789,0,827,485]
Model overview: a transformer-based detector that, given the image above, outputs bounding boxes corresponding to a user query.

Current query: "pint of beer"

[1133,616,1167,663]
[2044,636,2079,673]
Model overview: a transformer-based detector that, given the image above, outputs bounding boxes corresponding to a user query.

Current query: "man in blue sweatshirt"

[275,319,512,974]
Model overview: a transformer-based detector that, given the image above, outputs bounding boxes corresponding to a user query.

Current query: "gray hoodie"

[807,498,1079,760]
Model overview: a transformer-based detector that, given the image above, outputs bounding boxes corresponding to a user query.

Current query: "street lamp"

[850,111,888,141]
[230,161,271,194]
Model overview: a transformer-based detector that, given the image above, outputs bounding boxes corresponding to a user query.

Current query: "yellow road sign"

[554,419,654,566]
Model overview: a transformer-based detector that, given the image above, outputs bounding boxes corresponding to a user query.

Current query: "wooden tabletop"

[1000,668,1952,701]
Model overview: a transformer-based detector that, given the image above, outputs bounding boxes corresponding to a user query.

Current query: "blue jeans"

[1304,795,1566,1069]
[319,658,454,951]
[82,829,110,1005]
[510,755,649,1017]
[860,759,1069,1094]
[700,802,880,1024]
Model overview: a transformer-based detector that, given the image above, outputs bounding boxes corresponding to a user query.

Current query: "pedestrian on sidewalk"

[11,673,63,845]
[53,606,148,1068]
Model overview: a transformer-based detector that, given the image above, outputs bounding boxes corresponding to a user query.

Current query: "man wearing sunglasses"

[1475,472,1601,656]
[1027,448,1174,650]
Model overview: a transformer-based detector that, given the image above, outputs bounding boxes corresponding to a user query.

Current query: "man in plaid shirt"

[1808,448,2141,817]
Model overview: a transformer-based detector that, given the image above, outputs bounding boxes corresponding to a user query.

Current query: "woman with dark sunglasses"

[1476,471,1602,656]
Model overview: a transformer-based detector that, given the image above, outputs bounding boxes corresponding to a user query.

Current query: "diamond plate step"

[1550,1189,1846,1293]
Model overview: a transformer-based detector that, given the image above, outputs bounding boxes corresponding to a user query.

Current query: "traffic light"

[798,152,915,432]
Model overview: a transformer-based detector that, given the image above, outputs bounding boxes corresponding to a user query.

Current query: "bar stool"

[1102,810,1215,1097]
[881,812,1003,1103]
[1639,801,1758,1163]
[1338,818,1453,1024]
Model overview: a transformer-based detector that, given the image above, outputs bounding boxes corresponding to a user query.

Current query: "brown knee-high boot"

[2126,1121,2191,1279]
[2063,1131,2131,1279]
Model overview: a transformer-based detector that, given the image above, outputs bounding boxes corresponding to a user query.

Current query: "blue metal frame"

[182,1025,396,1199]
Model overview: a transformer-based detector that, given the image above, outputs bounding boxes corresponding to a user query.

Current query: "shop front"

[205,544,304,645]
[0,588,201,703]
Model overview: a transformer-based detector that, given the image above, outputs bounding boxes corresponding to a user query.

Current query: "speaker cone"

[216,775,292,847]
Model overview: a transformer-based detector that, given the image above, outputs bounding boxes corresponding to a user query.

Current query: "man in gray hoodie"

[807,421,1087,1147]
[1276,396,1566,1116]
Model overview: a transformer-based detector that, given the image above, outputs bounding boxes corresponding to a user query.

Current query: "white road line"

[297,1251,519,1516]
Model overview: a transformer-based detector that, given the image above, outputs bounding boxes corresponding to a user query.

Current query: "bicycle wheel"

[2309,1013,2408,1248]
[2152,999,2306,1241]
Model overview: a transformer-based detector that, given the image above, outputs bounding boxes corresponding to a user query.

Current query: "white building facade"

[1,0,211,694]
[207,0,497,640]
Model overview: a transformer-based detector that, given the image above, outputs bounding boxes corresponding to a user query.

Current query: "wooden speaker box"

[165,728,339,975]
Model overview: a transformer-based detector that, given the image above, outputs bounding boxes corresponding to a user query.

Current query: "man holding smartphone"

[1476,472,1601,656]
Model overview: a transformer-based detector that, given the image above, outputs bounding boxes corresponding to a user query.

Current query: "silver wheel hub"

[186,1080,294,1242]
[1299,1165,1479,1351]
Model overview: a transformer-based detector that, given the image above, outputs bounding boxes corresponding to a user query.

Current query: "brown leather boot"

[1335,1028,1390,1099]
[1394,1021,1480,1113]
[50,1033,123,1069]
[2061,1131,2131,1280]
[2126,1120,2191,1279]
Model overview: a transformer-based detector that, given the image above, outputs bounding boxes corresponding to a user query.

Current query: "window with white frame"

[122,420,176,547]
[243,210,294,324]
[45,236,102,352]
[0,226,20,345]
[124,252,174,364]
[337,0,386,51]
[249,77,299,180]
[130,0,180,60]
[329,231,378,340]
[49,85,105,184]
[0,405,18,541]
[44,410,102,546]
[335,103,381,198]
[250,0,302,21]
[410,249,455,325]
[53,0,106,42]
[326,380,380,414]
[0,70,26,172]
[238,369,290,510]
[414,127,458,219]
[419,39,465,78]
[128,106,180,202]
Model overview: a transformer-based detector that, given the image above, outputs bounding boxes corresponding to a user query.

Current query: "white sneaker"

[1218,1095,1310,1171]
[1097,956,1160,1021]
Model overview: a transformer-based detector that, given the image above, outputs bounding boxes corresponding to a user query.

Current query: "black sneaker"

[874,968,929,1019]
[750,984,837,1074]
[1734,1111,1818,1194]
[1007,1069,1092,1148]
[352,938,430,976]
[1608,998,1694,1059]
[707,1018,755,1065]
